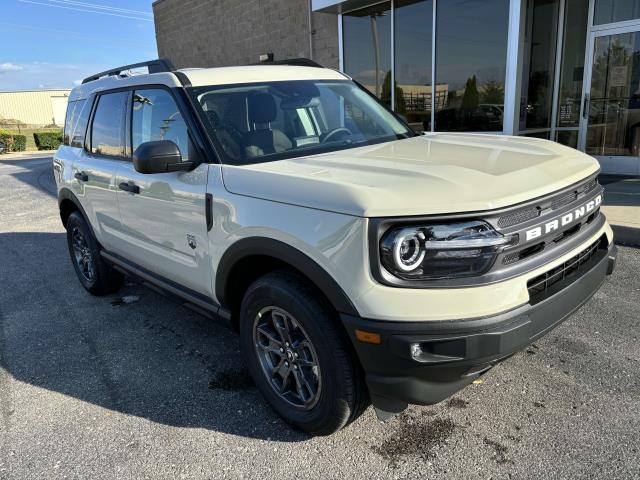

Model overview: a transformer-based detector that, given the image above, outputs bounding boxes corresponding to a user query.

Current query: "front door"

[114,87,212,296]
[579,25,640,175]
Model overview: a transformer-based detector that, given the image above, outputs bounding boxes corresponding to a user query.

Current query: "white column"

[391,0,395,110]
[503,0,525,135]
[338,14,344,71]
[430,0,436,131]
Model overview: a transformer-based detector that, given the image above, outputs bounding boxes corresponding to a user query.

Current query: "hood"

[221,133,600,218]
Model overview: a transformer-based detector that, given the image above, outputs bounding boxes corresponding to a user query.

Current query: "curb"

[0,150,57,160]
[612,224,640,247]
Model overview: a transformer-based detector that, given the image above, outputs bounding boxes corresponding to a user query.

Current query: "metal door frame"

[578,1,640,175]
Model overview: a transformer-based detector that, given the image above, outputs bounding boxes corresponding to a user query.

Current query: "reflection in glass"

[71,100,90,148]
[434,0,508,131]
[586,32,640,157]
[91,92,128,157]
[556,130,579,148]
[556,0,589,129]
[523,131,551,139]
[594,0,640,24]
[132,89,189,161]
[520,0,559,131]
[394,0,433,132]
[343,3,392,107]
[64,101,78,145]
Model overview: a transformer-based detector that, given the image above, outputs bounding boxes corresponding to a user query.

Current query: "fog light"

[410,342,423,360]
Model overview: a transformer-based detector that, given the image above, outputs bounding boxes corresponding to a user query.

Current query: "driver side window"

[131,88,189,162]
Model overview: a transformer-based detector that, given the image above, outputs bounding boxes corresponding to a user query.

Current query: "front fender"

[215,236,360,317]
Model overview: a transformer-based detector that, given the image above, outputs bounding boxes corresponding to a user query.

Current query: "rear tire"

[66,211,123,295]
[239,270,369,435]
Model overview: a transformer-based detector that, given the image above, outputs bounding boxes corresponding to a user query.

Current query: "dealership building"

[153,0,640,175]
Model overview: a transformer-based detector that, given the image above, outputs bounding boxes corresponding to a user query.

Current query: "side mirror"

[133,140,194,174]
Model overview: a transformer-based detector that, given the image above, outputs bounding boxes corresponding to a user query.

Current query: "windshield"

[190,80,414,165]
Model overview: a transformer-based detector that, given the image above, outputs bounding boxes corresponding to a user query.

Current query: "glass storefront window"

[394,0,433,132]
[523,131,551,139]
[556,0,589,130]
[434,0,509,132]
[594,0,640,25]
[556,130,579,148]
[342,3,392,107]
[520,0,560,132]
[342,0,508,132]
[586,32,640,157]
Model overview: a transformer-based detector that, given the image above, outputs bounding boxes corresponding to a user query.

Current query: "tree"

[381,70,406,113]
[480,80,504,104]
[461,75,479,108]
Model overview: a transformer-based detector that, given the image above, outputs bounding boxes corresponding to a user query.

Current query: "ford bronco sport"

[54,59,617,435]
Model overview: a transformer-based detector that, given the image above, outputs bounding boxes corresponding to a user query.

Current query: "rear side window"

[63,101,76,145]
[70,100,90,148]
[63,99,87,146]
[131,88,189,161]
[90,91,128,157]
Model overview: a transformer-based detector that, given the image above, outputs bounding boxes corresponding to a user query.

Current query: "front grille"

[551,191,578,210]
[502,242,544,265]
[496,176,599,229]
[502,251,521,266]
[527,236,604,300]
[582,178,598,194]
[498,207,540,228]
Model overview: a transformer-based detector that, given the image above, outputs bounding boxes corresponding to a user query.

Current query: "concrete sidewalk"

[0,150,56,160]
[600,175,640,246]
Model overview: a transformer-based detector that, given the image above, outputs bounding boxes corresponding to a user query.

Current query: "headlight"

[380,220,513,280]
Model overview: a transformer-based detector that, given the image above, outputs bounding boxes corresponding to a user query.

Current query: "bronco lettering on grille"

[525,194,602,242]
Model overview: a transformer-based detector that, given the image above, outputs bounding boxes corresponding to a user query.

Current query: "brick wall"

[153,0,339,70]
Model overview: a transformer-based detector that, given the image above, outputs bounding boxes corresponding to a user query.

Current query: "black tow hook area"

[607,245,618,275]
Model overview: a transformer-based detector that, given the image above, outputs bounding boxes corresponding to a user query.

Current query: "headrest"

[205,109,220,127]
[248,93,277,124]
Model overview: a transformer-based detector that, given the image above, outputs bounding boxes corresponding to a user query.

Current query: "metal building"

[0,89,70,128]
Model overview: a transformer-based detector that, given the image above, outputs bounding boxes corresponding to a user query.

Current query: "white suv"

[54,59,617,435]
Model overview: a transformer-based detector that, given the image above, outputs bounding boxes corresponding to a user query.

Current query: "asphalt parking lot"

[1,154,639,480]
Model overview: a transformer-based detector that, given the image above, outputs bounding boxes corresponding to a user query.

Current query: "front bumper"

[342,238,617,414]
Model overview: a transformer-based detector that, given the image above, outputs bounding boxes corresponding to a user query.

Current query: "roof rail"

[82,58,175,84]
[253,58,324,68]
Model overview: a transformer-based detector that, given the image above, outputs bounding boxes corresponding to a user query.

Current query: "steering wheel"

[321,127,352,144]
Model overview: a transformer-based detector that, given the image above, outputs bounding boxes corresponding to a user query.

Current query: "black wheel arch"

[58,188,97,239]
[215,237,360,322]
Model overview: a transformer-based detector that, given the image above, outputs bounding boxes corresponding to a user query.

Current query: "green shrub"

[0,130,27,153]
[33,130,63,150]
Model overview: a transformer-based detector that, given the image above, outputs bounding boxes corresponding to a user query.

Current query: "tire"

[239,270,369,435]
[66,211,123,295]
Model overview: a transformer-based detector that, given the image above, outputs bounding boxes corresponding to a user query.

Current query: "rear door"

[114,87,212,296]
[73,91,128,250]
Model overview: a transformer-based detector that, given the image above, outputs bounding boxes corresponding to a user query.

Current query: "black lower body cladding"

[341,239,617,415]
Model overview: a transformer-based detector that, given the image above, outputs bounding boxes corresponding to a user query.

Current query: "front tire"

[66,211,123,295]
[239,271,368,435]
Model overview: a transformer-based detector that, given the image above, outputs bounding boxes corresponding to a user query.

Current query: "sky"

[0,0,158,91]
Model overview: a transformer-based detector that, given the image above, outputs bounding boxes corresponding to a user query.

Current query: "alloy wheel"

[71,227,95,282]
[253,307,322,410]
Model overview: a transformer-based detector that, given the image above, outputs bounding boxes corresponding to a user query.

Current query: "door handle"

[118,182,140,194]
[74,171,88,182]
